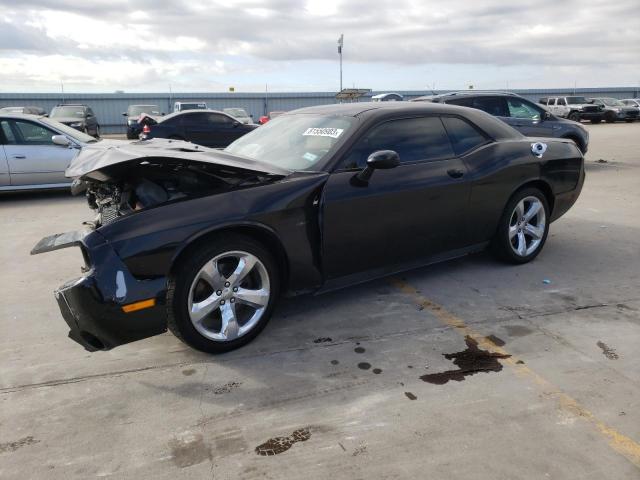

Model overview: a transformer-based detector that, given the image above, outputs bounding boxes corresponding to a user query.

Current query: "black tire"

[605,113,616,123]
[94,125,101,138]
[167,234,280,353]
[625,119,635,123]
[491,188,550,264]
[568,112,580,122]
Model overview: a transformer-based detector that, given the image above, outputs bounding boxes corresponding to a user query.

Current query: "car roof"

[0,112,45,120]
[411,91,520,102]
[159,109,229,122]
[288,101,522,140]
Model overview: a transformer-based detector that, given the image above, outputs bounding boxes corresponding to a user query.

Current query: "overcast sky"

[1,0,638,93]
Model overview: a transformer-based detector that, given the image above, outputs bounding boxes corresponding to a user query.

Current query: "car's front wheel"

[568,112,580,122]
[167,235,279,353]
[491,188,550,264]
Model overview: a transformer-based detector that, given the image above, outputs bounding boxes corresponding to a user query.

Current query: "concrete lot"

[1,123,639,479]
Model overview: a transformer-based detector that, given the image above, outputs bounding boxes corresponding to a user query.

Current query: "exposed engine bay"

[73,158,276,228]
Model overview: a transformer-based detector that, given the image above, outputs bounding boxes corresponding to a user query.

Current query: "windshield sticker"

[303,152,318,162]
[303,127,344,138]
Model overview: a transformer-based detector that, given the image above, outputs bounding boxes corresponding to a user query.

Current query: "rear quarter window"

[441,117,489,156]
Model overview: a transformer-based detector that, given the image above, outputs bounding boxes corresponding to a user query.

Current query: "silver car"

[0,113,101,191]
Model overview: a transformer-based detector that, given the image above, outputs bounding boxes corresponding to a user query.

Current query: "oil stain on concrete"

[0,436,39,453]
[255,428,311,456]
[420,336,511,385]
[354,347,366,354]
[182,368,196,376]
[597,341,619,360]
[404,392,417,400]
[168,431,212,468]
[313,337,332,343]
[211,381,241,395]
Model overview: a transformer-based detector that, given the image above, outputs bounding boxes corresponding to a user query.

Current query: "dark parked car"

[32,102,584,354]
[50,104,100,137]
[140,109,257,147]
[412,92,590,153]
[589,98,639,123]
[123,104,162,139]
[0,106,48,116]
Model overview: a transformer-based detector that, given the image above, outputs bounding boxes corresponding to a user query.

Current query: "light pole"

[338,34,344,92]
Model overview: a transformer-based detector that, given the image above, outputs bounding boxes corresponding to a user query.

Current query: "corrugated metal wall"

[1,88,638,134]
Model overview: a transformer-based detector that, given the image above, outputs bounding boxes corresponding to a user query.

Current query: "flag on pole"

[338,34,344,54]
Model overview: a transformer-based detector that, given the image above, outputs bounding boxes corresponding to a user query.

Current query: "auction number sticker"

[303,127,344,138]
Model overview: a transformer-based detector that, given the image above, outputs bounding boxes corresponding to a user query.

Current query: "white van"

[173,102,208,113]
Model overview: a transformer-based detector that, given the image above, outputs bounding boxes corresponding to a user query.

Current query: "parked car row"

[539,96,639,123]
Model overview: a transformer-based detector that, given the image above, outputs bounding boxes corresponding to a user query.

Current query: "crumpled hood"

[65,138,292,178]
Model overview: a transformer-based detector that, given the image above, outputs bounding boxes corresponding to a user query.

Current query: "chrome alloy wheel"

[509,196,546,257]
[188,251,270,342]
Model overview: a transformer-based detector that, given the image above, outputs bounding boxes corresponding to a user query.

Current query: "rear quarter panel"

[462,138,582,243]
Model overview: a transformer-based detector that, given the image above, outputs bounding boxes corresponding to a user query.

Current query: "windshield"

[128,105,160,116]
[41,117,98,143]
[51,106,85,118]
[600,98,624,107]
[566,97,590,105]
[225,114,355,171]
[225,108,248,117]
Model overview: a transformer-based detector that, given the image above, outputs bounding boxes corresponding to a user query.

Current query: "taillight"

[142,124,151,134]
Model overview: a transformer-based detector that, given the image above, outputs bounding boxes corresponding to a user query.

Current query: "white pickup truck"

[538,96,604,123]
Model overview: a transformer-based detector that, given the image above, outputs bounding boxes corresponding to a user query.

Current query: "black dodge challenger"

[33,102,584,353]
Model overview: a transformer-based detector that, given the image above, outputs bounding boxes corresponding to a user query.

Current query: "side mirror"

[52,135,71,147]
[542,111,552,121]
[122,112,128,116]
[232,121,240,127]
[355,150,400,184]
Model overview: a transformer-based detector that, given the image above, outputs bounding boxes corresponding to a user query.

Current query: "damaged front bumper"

[32,230,167,351]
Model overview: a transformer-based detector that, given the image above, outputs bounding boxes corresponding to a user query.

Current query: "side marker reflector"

[122,298,156,313]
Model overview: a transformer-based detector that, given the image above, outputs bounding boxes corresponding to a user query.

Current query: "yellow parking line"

[391,278,640,468]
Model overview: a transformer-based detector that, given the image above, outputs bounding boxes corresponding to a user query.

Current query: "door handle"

[447,168,465,179]
[12,155,26,159]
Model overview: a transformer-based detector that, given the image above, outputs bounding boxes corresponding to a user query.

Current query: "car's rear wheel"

[167,235,279,353]
[568,112,580,122]
[94,125,101,138]
[491,188,550,264]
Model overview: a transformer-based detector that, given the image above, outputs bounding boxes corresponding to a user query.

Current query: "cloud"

[0,0,637,91]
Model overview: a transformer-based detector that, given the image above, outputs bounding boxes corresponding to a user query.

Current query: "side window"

[342,117,454,169]
[471,97,509,117]
[550,98,557,106]
[207,114,232,125]
[87,108,94,117]
[1,120,16,144]
[13,121,55,145]
[183,112,209,125]
[506,98,542,120]
[446,98,474,108]
[441,117,488,156]
[557,98,567,106]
